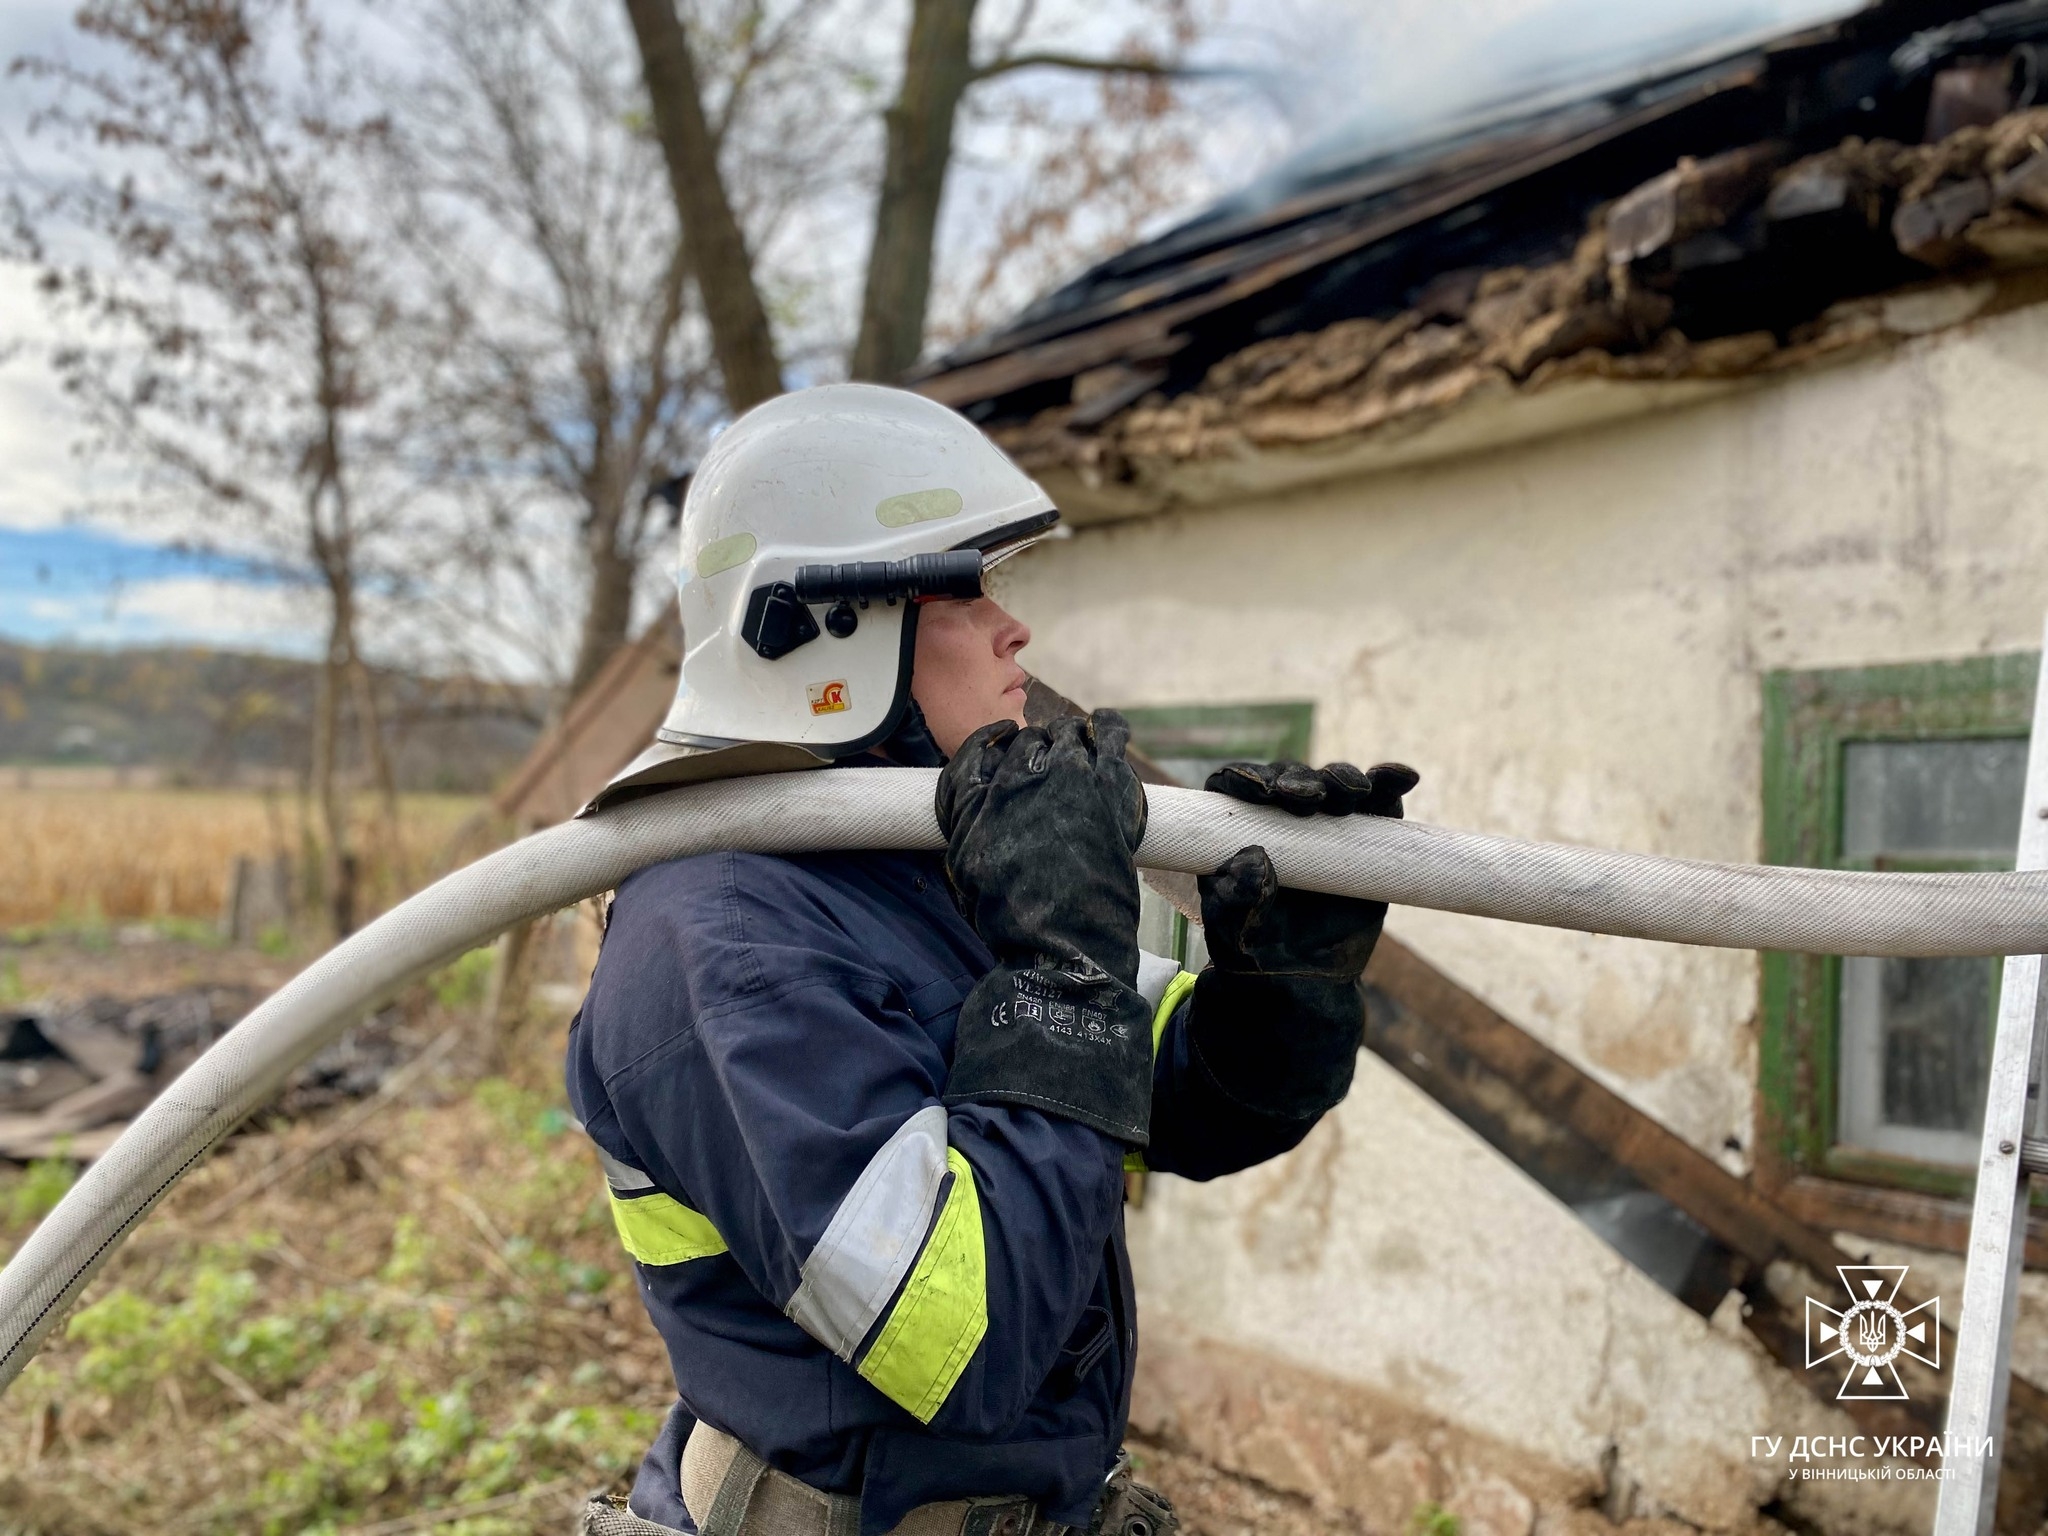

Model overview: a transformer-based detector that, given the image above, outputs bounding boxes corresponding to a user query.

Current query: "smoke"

[1204,0,1865,211]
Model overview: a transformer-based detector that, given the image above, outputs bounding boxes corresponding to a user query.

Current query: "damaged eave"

[1015,270,2048,525]
[980,103,2048,525]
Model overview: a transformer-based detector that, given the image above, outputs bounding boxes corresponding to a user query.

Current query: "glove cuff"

[944,965,1156,1146]
[1187,968,1364,1120]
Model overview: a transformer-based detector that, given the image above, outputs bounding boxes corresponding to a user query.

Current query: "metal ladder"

[1935,619,2048,1536]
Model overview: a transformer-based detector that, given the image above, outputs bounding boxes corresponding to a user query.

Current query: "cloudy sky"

[0,0,1860,665]
[0,0,309,652]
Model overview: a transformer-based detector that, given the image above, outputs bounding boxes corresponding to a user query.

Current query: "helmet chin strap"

[878,696,948,768]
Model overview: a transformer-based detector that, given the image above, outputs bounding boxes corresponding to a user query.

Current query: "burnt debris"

[0,989,413,1162]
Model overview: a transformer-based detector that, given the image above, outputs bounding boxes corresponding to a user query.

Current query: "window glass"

[1116,703,1313,789]
[1121,702,1312,972]
[1842,739,2028,860]
[1836,737,2024,1166]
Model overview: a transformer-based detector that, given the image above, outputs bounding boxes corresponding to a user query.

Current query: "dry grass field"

[0,787,490,929]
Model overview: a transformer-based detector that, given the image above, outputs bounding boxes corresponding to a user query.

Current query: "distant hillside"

[0,641,545,794]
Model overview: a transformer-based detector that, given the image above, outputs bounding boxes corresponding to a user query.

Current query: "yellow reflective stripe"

[607,1188,728,1267]
[1126,969,1198,1173]
[857,1147,987,1423]
[1151,969,1197,1054]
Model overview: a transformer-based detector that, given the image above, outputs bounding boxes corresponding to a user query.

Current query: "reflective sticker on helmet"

[875,488,963,528]
[808,680,850,715]
[696,532,757,579]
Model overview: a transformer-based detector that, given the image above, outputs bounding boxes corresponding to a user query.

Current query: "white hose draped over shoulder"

[7,766,2048,1390]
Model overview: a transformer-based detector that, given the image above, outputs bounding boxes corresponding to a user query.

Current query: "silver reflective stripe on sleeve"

[593,1143,657,1194]
[786,1103,951,1360]
[1136,949,1181,1014]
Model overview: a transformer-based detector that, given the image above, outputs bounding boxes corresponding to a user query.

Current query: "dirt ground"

[6,928,304,1004]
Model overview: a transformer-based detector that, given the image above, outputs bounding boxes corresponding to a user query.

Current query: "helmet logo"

[807,680,850,715]
[695,531,757,580]
[876,488,963,527]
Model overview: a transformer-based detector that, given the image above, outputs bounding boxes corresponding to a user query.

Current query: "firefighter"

[568,384,1415,1536]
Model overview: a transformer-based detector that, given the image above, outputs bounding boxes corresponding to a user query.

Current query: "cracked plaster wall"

[992,301,2048,1530]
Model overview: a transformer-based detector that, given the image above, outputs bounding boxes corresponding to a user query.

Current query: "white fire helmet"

[584,383,1059,812]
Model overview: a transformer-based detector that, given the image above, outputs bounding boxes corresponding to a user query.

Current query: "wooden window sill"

[1773,1172,2048,1268]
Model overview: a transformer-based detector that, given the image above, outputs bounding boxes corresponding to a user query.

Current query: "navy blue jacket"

[567,830,1324,1533]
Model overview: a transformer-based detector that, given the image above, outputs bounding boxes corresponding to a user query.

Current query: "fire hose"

[7,765,2048,1391]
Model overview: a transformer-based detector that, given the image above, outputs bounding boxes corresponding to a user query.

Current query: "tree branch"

[967,52,1239,84]
[621,0,784,410]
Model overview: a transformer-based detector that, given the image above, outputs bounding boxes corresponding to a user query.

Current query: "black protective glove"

[1190,760,1420,1119]
[936,711,1156,1145]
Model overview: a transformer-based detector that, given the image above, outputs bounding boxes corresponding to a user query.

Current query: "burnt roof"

[913,0,2048,423]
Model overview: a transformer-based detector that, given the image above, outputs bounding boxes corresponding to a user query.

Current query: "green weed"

[260,1415,400,1533]
[1411,1502,1461,1536]
[381,1214,438,1287]
[4,1154,75,1230]
[472,1077,565,1148]
[155,914,228,947]
[451,1395,663,1500]
[431,947,496,1009]
[222,1301,340,1392]
[250,1385,657,1532]
[55,895,114,951]
[398,1386,480,1475]
[66,1288,160,1396]
[67,1254,334,1399]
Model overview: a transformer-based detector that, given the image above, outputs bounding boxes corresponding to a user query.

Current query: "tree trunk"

[850,0,980,382]
[622,0,784,411]
[348,654,407,895]
[311,603,355,938]
[569,532,641,699]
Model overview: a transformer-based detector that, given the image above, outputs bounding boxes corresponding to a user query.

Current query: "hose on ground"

[7,765,2048,1391]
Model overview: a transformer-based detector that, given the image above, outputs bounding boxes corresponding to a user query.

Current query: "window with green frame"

[1116,702,1314,788]
[1118,701,1315,969]
[1761,653,2038,1199]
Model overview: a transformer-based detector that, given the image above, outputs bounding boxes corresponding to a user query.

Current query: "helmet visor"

[962,509,1062,577]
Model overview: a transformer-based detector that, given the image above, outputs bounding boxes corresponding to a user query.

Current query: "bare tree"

[623,0,787,411]
[386,0,1224,700]
[624,0,1222,395]
[10,0,419,933]
[400,0,723,697]
[396,0,879,694]
[931,14,1215,345]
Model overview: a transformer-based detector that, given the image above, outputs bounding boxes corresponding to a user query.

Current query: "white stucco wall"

[996,300,2048,1527]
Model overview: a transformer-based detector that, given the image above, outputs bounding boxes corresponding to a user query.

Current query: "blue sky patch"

[1,524,317,653]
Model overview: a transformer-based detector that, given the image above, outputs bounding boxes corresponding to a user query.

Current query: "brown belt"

[682,1421,1051,1536]
[579,1421,1175,1536]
